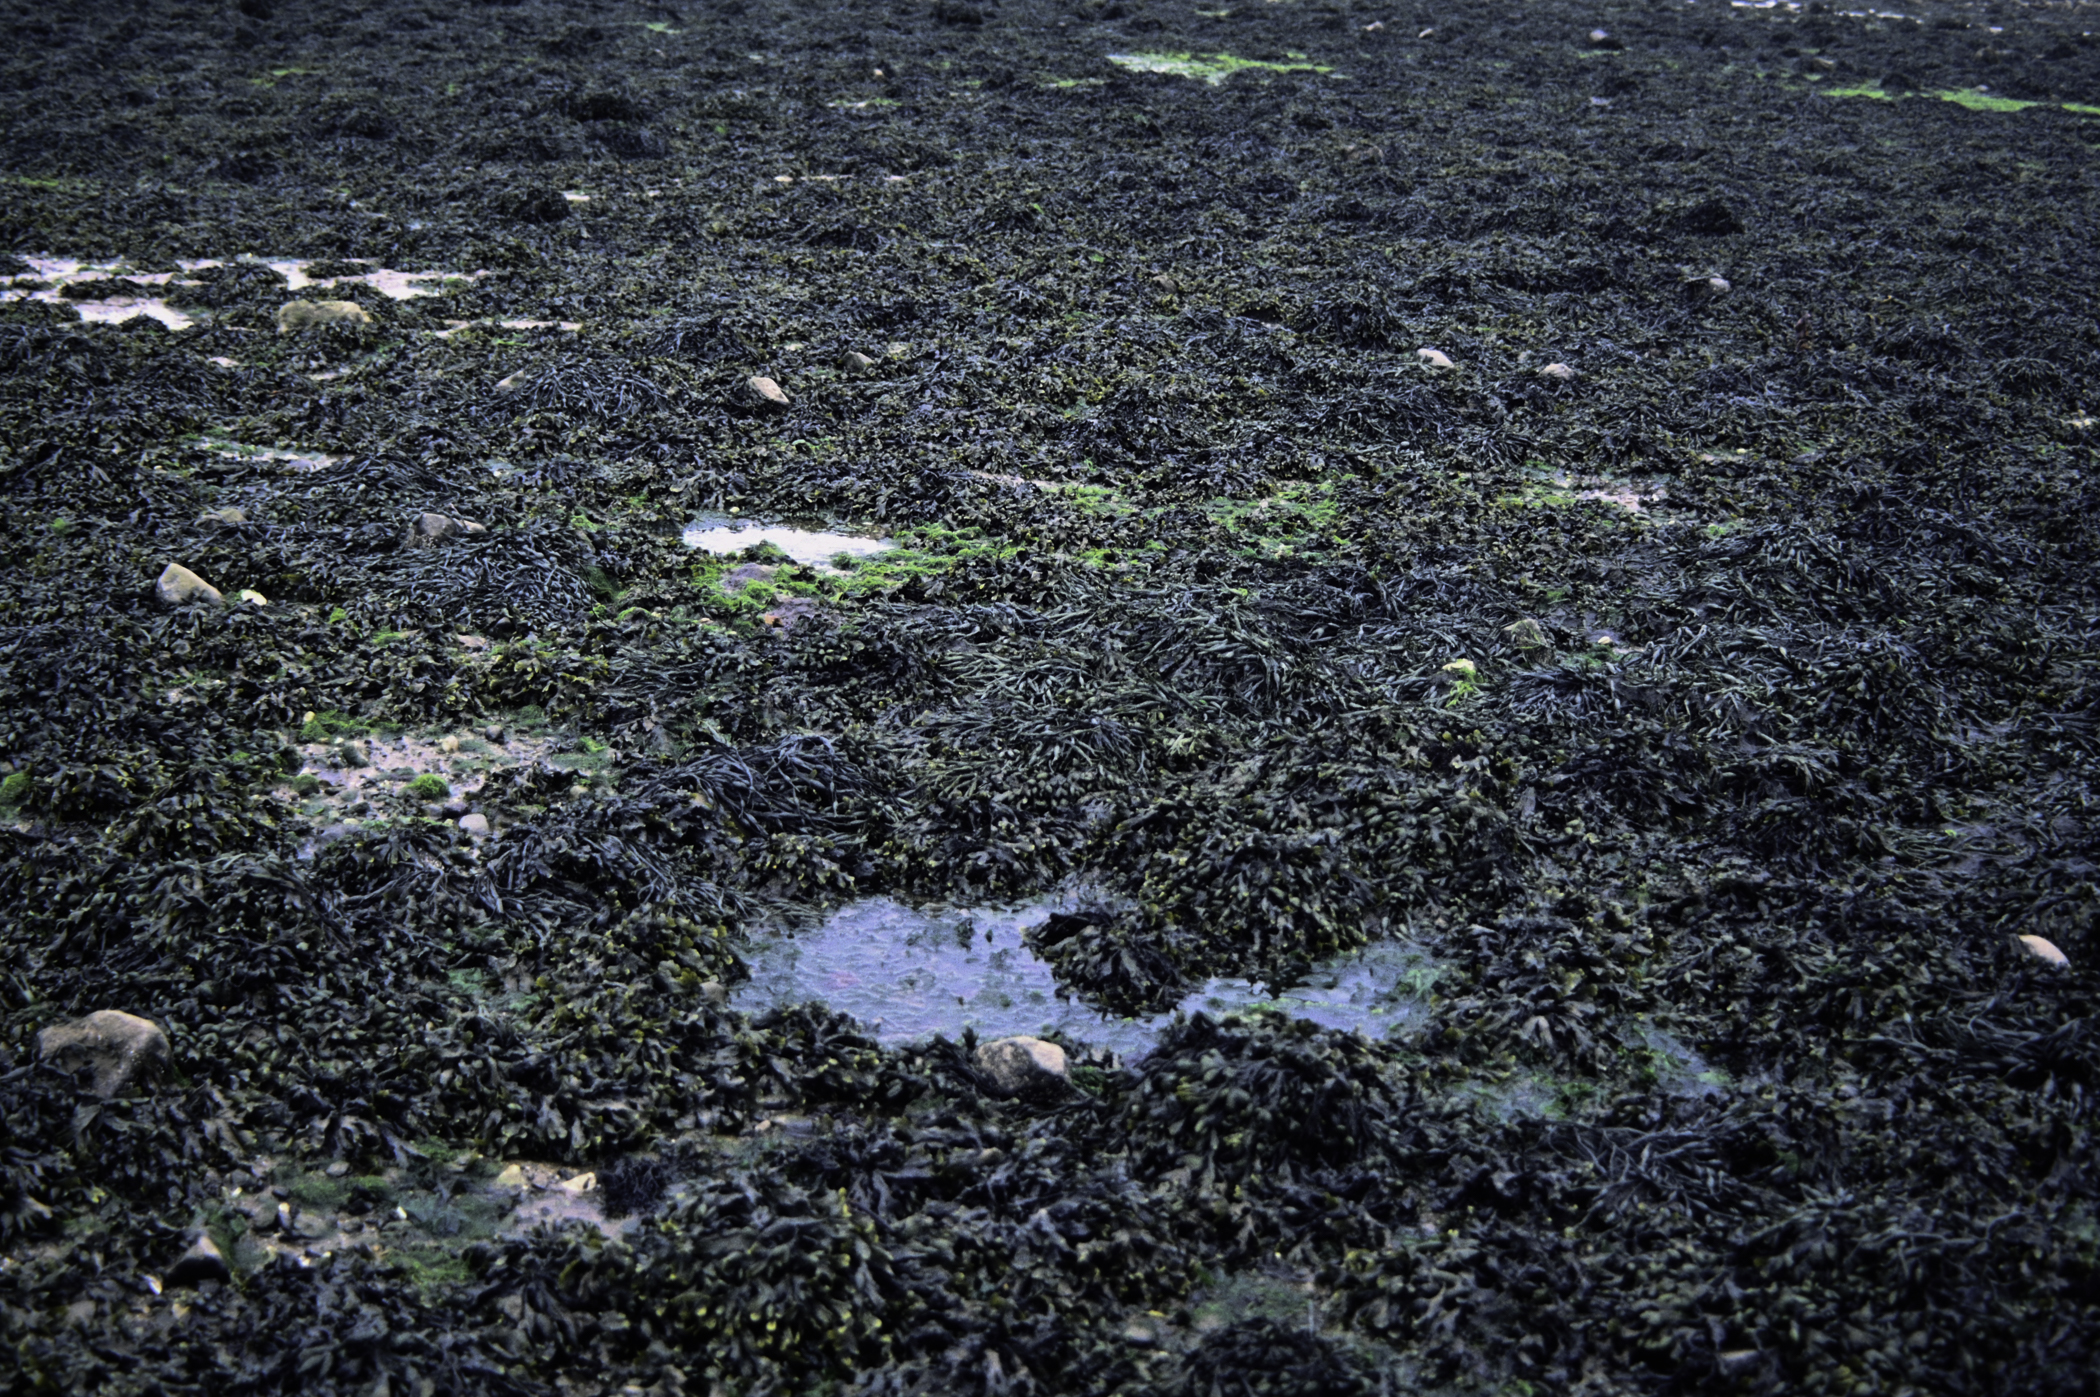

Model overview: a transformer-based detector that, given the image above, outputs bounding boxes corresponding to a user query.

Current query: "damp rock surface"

[36,1011,170,1097]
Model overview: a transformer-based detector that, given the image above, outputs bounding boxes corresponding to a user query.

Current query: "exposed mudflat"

[3,1,2098,1394]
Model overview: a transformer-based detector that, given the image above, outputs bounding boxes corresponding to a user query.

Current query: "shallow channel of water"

[735,895,1437,1059]
[682,515,894,566]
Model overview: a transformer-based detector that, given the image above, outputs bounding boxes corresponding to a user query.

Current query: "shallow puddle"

[736,895,1435,1059]
[682,516,894,566]
[1,253,482,332]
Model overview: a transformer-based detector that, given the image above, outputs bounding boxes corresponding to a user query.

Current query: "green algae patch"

[1820,83,2097,117]
[1938,88,2044,113]
[1107,51,1333,85]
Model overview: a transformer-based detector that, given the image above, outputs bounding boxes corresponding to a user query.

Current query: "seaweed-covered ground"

[4,0,2099,1392]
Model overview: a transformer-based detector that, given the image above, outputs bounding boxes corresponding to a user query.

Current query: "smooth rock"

[156,563,224,608]
[1686,275,1731,302]
[199,507,247,525]
[237,589,269,606]
[974,1035,1070,1101]
[1537,362,1577,382]
[337,741,369,768]
[324,1160,350,1178]
[741,375,791,409]
[493,1163,529,1190]
[168,1234,230,1286]
[37,1010,170,1096]
[293,1212,333,1240]
[841,350,878,374]
[459,812,491,837]
[277,299,373,332]
[2018,935,2069,967]
[1442,658,1478,681]
[1588,28,1623,49]
[559,1171,597,1193]
[1416,347,1455,370]
[412,513,486,546]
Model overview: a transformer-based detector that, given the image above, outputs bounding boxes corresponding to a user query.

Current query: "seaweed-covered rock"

[1126,1014,1412,1184]
[36,1010,169,1097]
[974,1034,1069,1100]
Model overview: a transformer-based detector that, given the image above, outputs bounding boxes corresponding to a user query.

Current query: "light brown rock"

[2018,935,2069,968]
[974,1035,1070,1101]
[841,350,878,374]
[1537,362,1577,382]
[37,1010,170,1096]
[277,299,373,332]
[198,507,247,525]
[168,1233,230,1286]
[156,563,224,608]
[1416,347,1455,370]
[741,375,791,409]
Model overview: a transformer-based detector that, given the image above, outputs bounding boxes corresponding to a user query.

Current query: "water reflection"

[683,516,893,565]
[736,895,1437,1059]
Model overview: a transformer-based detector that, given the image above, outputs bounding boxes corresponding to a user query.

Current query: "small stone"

[2018,935,2069,968]
[1716,1349,1762,1378]
[459,812,491,837]
[36,1010,171,1097]
[741,375,791,410]
[277,299,373,332]
[293,1212,333,1240]
[1686,275,1732,302]
[1810,57,1838,73]
[1149,274,1179,294]
[156,563,224,608]
[974,1035,1070,1101]
[324,1160,349,1178]
[1441,658,1479,681]
[1416,347,1455,370]
[886,342,910,358]
[237,589,269,606]
[698,979,729,1007]
[411,512,482,546]
[559,1171,597,1193]
[198,506,246,525]
[1537,362,1577,382]
[438,736,461,754]
[493,1163,529,1190]
[457,635,492,650]
[337,741,369,769]
[167,1234,230,1286]
[485,725,506,744]
[1122,1319,1159,1347]
[1588,28,1623,49]
[841,350,878,373]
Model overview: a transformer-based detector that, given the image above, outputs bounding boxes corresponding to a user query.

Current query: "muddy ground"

[3,0,2099,1393]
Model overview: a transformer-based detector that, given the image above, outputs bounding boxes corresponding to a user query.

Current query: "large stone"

[156,563,224,608]
[740,375,791,410]
[37,1010,170,1096]
[277,299,373,332]
[2018,935,2069,968]
[167,1233,230,1286]
[974,1035,1070,1101]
